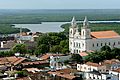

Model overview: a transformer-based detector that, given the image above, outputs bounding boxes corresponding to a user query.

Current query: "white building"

[109,68,120,80]
[77,59,120,80]
[69,16,120,53]
[77,62,107,73]
[50,55,71,70]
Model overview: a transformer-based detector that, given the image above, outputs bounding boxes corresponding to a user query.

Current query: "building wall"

[70,37,120,53]
[77,64,98,72]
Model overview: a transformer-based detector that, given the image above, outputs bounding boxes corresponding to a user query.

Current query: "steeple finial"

[83,16,89,27]
[71,16,76,27]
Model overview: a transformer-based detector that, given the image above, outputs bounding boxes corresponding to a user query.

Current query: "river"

[14,21,120,33]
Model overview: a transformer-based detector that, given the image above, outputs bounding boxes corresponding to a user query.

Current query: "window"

[70,30,72,34]
[118,41,120,45]
[74,50,75,53]
[105,43,107,45]
[113,42,115,46]
[84,67,86,69]
[79,43,81,48]
[93,44,94,47]
[82,43,84,47]
[71,42,72,45]
[76,42,78,47]
[101,43,103,46]
[77,50,78,53]
[74,42,75,47]
[97,43,98,47]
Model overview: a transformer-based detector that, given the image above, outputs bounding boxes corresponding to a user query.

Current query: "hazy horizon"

[0,0,120,9]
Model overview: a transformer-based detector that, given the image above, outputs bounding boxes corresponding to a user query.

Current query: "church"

[69,16,120,53]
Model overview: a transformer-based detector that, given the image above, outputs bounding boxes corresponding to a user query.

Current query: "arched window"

[70,30,72,34]
[79,43,81,48]
[105,43,107,45]
[97,43,99,47]
[74,42,75,47]
[113,42,115,46]
[93,44,94,47]
[101,43,103,46]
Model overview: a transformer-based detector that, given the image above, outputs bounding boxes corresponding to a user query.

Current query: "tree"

[37,34,52,46]
[51,36,61,45]
[101,45,111,52]
[111,48,120,59]
[35,44,49,55]
[71,54,83,63]
[12,44,27,54]
[60,40,69,54]
[50,45,62,53]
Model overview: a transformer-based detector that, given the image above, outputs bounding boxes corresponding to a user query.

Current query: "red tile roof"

[40,53,64,60]
[91,30,120,39]
[79,52,88,57]
[86,62,99,67]
[0,56,26,65]
[22,60,48,66]
[103,59,120,65]
[112,68,120,73]
[48,69,77,80]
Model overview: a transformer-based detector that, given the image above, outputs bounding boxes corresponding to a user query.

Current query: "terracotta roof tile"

[79,52,88,57]
[103,59,120,65]
[48,69,77,80]
[113,68,120,73]
[40,53,64,60]
[0,56,25,65]
[22,60,48,66]
[86,62,99,67]
[91,30,120,39]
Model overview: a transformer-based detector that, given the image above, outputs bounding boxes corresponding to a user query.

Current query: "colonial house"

[69,16,120,53]
[0,56,26,71]
[109,68,120,80]
[77,59,120,80]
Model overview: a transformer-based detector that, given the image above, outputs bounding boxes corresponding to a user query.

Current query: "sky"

[0,0,120,9]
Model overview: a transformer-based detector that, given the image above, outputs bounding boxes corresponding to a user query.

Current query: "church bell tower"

[81,16,91,39]
[69,16,78,38]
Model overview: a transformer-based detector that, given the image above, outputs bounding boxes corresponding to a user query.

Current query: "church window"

[74,42,75,47]
[105,43,107,45]
[97,43,99,47]
[70,30,72,34]
[82,43,84,47]
[79,43,81,48]
[71,42,72,45]
[74,50,75,53]
[118,41,120,45]
[113,42,115,46]
[101,43,103,46]
[77,50,78,53]
[93,44,94,47]
[76,42,78,47]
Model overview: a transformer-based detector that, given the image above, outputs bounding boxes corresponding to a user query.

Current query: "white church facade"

[69,16,120,53]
